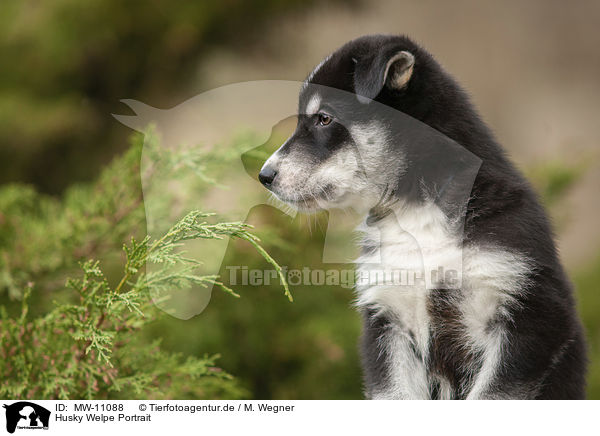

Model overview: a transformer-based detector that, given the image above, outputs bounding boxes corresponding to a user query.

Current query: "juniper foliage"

[0,133,289,399]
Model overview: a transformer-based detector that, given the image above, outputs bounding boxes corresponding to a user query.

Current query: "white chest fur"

[354,201,532,399]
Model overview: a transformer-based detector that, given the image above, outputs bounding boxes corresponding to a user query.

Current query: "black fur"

[306,35,587,399]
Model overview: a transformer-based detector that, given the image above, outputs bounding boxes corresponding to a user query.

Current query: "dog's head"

[259,35,424,213]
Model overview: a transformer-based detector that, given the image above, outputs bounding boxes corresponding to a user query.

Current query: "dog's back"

[348,35,587,399]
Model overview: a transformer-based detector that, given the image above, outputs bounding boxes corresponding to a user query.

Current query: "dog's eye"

[317,113,333,126]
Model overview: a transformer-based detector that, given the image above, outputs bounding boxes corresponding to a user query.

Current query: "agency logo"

[2,402,50,434]
[113,80,480,320]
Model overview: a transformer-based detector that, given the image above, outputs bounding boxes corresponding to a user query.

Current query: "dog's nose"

[258,166,278,187]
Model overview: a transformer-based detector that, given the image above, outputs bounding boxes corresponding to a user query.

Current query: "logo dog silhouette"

[3,402,50,433]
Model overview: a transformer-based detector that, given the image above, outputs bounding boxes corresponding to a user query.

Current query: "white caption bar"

[0,400,597,435]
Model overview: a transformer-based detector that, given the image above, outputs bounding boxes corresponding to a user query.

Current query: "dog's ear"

[354,50,415,103]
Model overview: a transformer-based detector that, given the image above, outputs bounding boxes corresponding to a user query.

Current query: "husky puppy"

[258,34,587,399]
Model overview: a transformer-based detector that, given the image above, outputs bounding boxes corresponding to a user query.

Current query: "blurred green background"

[1,0,599,399]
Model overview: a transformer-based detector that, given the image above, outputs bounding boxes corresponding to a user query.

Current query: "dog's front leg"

[361,311,430,399]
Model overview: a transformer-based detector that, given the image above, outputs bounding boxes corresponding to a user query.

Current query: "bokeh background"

[1,0,599,398]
